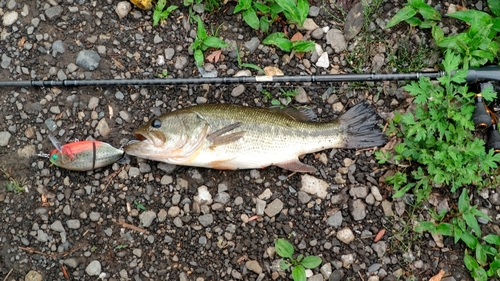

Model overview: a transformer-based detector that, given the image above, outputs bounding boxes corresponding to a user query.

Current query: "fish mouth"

[131,131,166,147]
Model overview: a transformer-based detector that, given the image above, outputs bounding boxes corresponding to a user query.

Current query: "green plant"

[234,0,276,32]
[91,246,97,252]
[158,69,169,78]
[431,0,500,68]
[153,0,178,27]
[262,33,315,53]
[115,244,128,250]
[189,15,230,66]
[184,0,222,13]
[1,167,27,194]
[416,189,500,280]
[275,238,322,281]
[385,0,441,29]
[375,50,500,203]
[134,200,146,211]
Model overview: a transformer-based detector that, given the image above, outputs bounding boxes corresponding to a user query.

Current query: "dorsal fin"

[270,106,318,122]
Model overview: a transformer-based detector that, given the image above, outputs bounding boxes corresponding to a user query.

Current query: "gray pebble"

[174,56,188,69]
[326,211,342,228]
[96,118,110,137]
[63,258,79,268]
[264,198,283,217]
[6,0,16,10]
[244,37,260,54]
[67,219,81,229]
[309,274,323,281]
[104,228,113,236]
[76,50,101,71]
[368,263,381,272]
[161,175,173,185]
[128,167,140,177]
[1,54,12,69]
[0,131,12,146]
[231,84,245,97]
[88,97,99,110]
[50,220,65,232]
[173,217,183,227]
[372,241,386,257]
[52,40,65,56]
[336,227,355,244]
[326,29,347,53]
[158,209,167,222]
[311,28,324,39]
[349,199,366,220]
[246,260,263,274]
[198,214,213,227]
[165,48,175,60]
[349,186,368,199]
[139,211,157,227]
[214,192,231,204]
[309,6,320,17]
[154,34,163,44]
[45,5,63,20]
[320,263,332,279]
[37,230,49,242]
[85,260,102,276]
[297,191,311,204]
[168,206,181,217]
[89,212,100,221]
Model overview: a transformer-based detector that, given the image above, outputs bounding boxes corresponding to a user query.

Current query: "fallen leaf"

[374,229,386,242]
[206,50,222,63]
[290,32,303,42]
[130,0,153,10]
[264,66,284,76]
[429,270,445,281]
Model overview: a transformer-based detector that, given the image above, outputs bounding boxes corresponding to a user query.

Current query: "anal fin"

[275,159,317,173]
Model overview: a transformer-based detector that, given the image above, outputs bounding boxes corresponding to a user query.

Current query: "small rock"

[349,199,366,220]
[372,241,386,257]
[326,29,347,53]
[371,53,385,72]
[300,174,329,198]
[96,118,111,137]
[25,270,43,281]
[89,212,101,222]
[198,214,213,227]
[381,200,394,217]
[301,18,319,30]
[371,186,383,201]
[66,219,81,229]
[297,191,311,204]
[340,254,354,268]
[3,11,18,26]
[196,185,213,205]
[344,2,364,41]
[258,188,273,200]
[326,211,343,228]
[139,211,156,227]
[85,260,102,276]
[320,263,332,279]
[336,227,355,244]
[76,50,101,71]
[50,220,65,232]
[246,260,263,274]
[316,52,329,68]
[309,6,320,17]
[45,6,63,20]
[311,28,324,40]
[116,1,132,19]
[244,37,260,53]
[88,97,99,110]
[256,199,266,216]
[264,198,283,217]
[231,84,245,97]
[0,131,11,146]
[349,186,368,199]
[174,56,188,69]
[168,206,181,217]
[52,40,65,57]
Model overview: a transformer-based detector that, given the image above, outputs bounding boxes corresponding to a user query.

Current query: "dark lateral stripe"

[92,141,96,170]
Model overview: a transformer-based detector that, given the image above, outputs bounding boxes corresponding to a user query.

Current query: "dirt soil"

[0,0,493,280]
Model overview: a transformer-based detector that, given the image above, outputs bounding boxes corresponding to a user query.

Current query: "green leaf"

[194,49,204,66]
[275,238,294,258]
[203,37,230,49]
[134,200,146,211]
[234,0,252,13]
[385,6,418,28]
[296,0,309,26]
[476,243,488,266]
[435,223,453,236]
[259,16,270,33]
[472,267,488,281]
[194,16,207,41]
[254,2,271,13]
[291,265,306,281]
[291,40,316,52]
[242,7,260,30]
[489,0,500,17]
[484,234,500,246]
[487,259,500,277]
[415,221,436,232]
[240,63,264,73]
[464,250,480,271]
[458,189,470,214]
[463,211,481,237]
[263,33,293,52]
[461,232,479,249]
[415,2,441,20]
[280,260,291,270]
[448,10,492,29]
[301,256,322,269]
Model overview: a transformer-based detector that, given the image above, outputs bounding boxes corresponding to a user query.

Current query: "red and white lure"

[41,135,125,171]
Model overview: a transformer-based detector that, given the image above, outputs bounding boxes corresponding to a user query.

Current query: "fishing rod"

[0,67,499,88]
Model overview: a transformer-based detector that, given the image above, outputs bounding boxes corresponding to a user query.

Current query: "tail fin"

[338,102,387,149]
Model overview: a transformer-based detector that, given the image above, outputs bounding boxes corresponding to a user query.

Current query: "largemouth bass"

[124,102,386,172]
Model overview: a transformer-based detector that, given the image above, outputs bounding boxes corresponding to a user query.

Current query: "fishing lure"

[45,135,125,171]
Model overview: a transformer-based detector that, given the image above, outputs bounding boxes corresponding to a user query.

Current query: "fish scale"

[124,103,386,172]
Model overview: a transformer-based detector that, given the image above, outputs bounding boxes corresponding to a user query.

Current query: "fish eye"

[151,119,162,128]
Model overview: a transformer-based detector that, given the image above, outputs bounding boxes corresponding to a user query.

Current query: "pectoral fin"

[207,122,245,148]
[276,159,317,173]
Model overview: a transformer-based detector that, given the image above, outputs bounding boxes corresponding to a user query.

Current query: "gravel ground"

[0,0,496,280]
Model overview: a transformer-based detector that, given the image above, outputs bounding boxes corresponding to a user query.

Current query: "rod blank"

[0,67,498,88]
